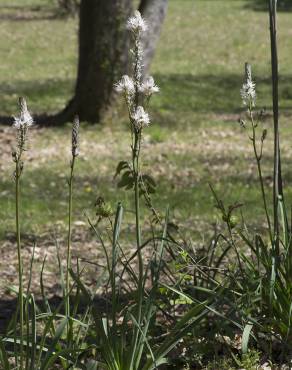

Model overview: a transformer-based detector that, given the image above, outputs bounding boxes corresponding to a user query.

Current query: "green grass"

[1,0,292,240]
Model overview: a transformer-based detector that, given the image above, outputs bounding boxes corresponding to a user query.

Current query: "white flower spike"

[13,97,33,129]
[240,63,256,107]
[127,10,147,34]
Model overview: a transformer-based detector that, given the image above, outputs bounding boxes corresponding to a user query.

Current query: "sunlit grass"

[1,116,292,239]
[0,0,292,239]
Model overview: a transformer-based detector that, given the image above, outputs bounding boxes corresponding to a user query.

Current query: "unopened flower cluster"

[72,115,80,158]
[115,11,159,131]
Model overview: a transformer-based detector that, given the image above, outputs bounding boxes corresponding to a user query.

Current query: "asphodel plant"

[12,97,33,370]
[114,9,159,337]
[227,0,292,356]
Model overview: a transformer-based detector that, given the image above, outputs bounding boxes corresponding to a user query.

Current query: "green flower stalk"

[66,116,79,331]
[12,97,33,370]
[115,13,159,281]
[115,10,159,257]
[240,63,273,243]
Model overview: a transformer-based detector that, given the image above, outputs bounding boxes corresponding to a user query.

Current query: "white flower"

[13,97,33,154]
[13,98,33,129]
[240,63,256,107]
[132,106,150,129]
[240,80,256,106]
[139,76,159,96]
[13,111,33,129]
[115,75,135,95]
[127,11,147,34]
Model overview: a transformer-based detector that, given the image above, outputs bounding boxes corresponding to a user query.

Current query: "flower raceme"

[241,80,256,107]
[240,62,256,107]
[115,11,160,134]
[13,97,33,156]
[13,97,33,129]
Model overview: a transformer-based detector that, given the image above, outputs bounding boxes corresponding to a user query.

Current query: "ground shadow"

[1,73,292,125]
[153,73,292,122]
[0,293,119,333]
[0,78,75,124]
[0,78,74,102]
[0,4,68,21]
[1,154,292,235]
[245,0,292,11]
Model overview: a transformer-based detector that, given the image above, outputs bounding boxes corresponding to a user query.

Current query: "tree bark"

[139,0,168,75]
[36,0,168,125]
[53,0,132,124]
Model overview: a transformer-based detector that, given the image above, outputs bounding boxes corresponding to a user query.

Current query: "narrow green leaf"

[242,322,253,354]
[69,268,92,303]
[40,318,67,370]
[0,338,10,370]
[29,295,37,370]
[114,161,129,178]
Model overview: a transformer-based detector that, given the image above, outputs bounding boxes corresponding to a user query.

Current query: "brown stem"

[269,0,283,251]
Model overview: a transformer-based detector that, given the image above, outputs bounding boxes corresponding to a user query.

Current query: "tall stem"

[127,21,149,368]
[15,161,23,370]
[66,156,75,332]
[249,109,273,243]
[129,130,143,370]
[269,0,282,251]
[132,31,143,317]
[133,131,143,299]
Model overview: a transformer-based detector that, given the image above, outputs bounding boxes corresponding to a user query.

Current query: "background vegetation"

[1,0,292,240]
[1,1,292,368]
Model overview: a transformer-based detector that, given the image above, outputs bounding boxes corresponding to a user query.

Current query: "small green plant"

[240,350,261,370]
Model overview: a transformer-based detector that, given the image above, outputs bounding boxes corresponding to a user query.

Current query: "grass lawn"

[0,0,292,242]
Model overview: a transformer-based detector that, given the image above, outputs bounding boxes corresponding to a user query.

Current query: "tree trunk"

[139,0,168,75]
[54,0,132,124]
[37,0,167,125]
